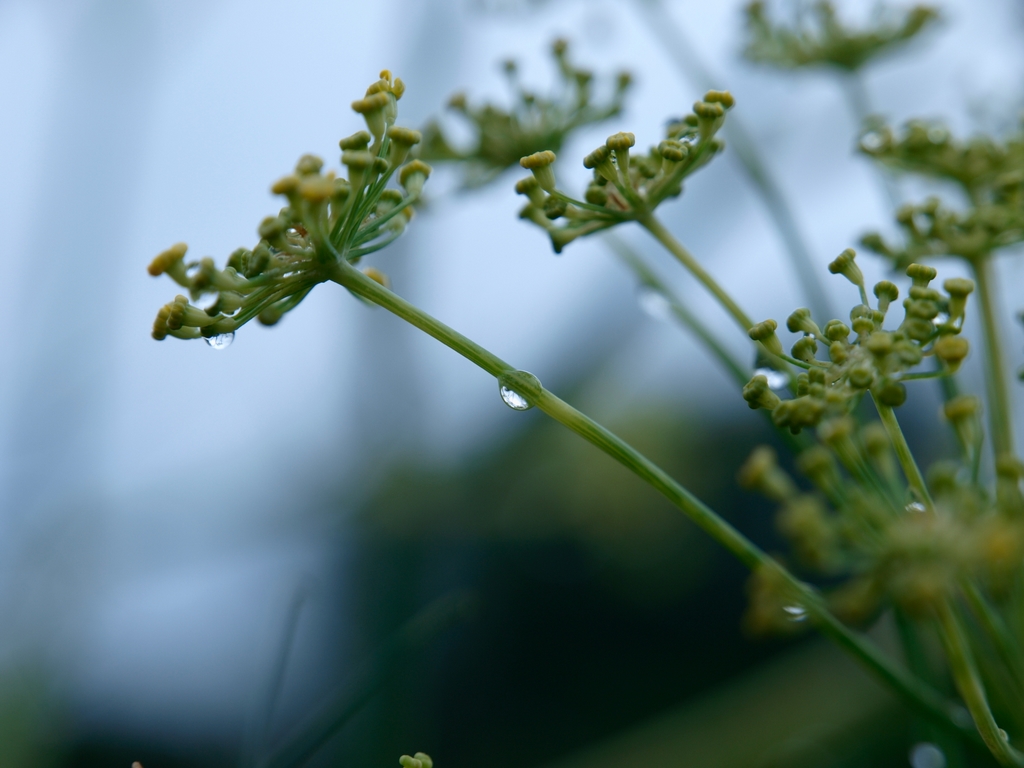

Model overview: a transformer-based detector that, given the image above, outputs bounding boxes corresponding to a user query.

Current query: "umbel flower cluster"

[739,254,1024,632]
[419,38,631,187]
[515,90,732,252]
[148,71,430,343]
[859,119,1024,265]
[743,0,939,72]
[742,251,973,432]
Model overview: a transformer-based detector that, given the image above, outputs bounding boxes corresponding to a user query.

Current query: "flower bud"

[519,150,557,192]
[399,160,431,195]
[873,281,899,314]
[749,319,784,356]
[933,335,969,370]
[943,277,974,322]
[828,248,864,289]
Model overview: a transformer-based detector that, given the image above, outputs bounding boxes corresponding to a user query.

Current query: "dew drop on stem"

[205,332,235,350]
[637,286,672,322]
[782,604,807,622]
[500,385,532,411]
[909,742,946,768]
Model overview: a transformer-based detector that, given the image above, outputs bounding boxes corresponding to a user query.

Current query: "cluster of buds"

[740,426,1024,632]
[859,119,1024,264]
[418,39,631,187]
[743,0,939,72]
[149,72,431,342]
[862,196,1024,267]
[742,250,974,433]
[515,91,733,252]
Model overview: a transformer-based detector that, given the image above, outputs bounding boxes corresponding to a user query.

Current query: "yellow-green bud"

[387,125,421,167]
[605,132,635,152]
[704,90,735,108]
[743,375,782,411]
[749,319,783,356]
[519,150,557,192]
[823,320,850,341]
[515,176,547,208]
[786,307,821,337]
[738,446,796,501]
[295,154,323,176]
[933,335,969,370]
[583,145,617,183]
[906,263,937,287]
[351,91,391,140]
[148,242,188,278]
[873,281,899,314]
[339,131,372,151]
[873,380,907,407]
[791,337,818,363]
[943,277,974,322]
[399,159,431,195]
[828,248,864,288]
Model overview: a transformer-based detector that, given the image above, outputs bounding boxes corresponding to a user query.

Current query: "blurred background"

[1,0,1023,766]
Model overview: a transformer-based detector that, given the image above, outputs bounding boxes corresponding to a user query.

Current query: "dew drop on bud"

[205,332,235,350]
[753,367,788,390]
[905,501,926,513]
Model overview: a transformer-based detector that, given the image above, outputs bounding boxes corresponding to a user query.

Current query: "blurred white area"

[0,0,1022,752]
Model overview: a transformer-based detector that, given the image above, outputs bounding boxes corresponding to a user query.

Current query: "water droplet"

[861,131,885,151]
[205,332,235,350]
[500,385,531,411]
[637,286,672,322]
[498,370,542,412]
[753,367,788,390]
[782,605,807,622]
[999,728,1009,741]
[905,501,926,514]
[909,742,946,768]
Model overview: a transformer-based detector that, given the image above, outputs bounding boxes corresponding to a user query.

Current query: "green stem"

[875,401,934,510]
[937,599,1024,766]
[330,259,977,744]
[961,580,1024,696]
[638,213,755,333]
[634,0,834,325]
[971,257,1016,460]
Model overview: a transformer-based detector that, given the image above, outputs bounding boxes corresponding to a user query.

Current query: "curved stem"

[875,400,934,510]
[638,213,755,333]
[633,0,834,325]
[972,257,1016,460]
[330,259,978,744]
[937,599,1024,767]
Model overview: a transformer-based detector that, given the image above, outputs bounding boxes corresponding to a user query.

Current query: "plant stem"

[633,0,834,325]
[330,259,978,744]
[937,599,1024,766]
[875,401,934,510]
[961,580,1024,696]
[638,213,755,333]
[971,256,1017,460]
